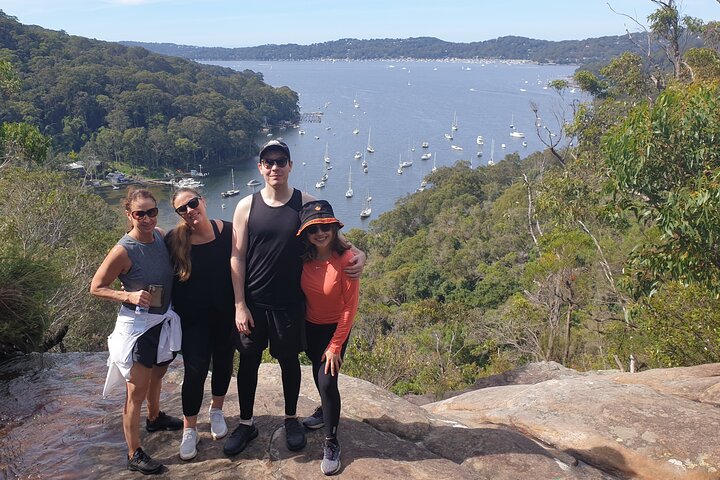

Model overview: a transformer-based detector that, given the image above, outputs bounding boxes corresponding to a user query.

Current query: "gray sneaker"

[179,428,199,461]
[320,440,341,476]
[302,406,324,430]
[209,408,228,440]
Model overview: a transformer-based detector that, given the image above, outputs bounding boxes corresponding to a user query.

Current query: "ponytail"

[167,220,193,281]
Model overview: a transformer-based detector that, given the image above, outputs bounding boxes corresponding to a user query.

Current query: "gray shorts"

[235,301,306,359]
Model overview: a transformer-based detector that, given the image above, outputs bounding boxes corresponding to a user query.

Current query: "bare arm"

[90,245,151,308]
[341,236,366,279]
[231,195,254,333]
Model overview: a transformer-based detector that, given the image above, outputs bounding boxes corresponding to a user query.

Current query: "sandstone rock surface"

[0,353,717,479]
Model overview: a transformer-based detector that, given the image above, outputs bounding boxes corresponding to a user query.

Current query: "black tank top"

[169,220,234,316]
[246,188,304,306]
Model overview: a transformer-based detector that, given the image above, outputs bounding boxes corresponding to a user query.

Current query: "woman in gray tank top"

[91,188,182,476]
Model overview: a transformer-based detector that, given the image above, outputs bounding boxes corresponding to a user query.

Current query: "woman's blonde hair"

[301,223,350,262]
[166,187,201,282]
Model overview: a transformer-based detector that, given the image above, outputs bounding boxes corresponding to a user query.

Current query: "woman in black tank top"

[166,188,236,461]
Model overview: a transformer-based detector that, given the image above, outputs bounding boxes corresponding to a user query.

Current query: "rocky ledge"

[0,353,718,479]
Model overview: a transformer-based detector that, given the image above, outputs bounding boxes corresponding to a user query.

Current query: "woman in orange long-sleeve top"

[296,200,359,477]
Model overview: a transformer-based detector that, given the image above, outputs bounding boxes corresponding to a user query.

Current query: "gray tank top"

[118,229,173,314]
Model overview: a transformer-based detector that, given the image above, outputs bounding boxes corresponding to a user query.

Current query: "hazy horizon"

[2,0,717,49]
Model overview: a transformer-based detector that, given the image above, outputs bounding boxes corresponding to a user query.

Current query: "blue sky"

[2,0,717,47]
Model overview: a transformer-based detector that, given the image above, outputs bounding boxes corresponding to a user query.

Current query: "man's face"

[258,150,292,185]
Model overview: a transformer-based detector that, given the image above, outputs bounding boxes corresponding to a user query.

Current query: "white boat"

[190,165,207,177]
[522,141,528,147]
[510,131,525,138]
[320,163,329,182]
[353,128,360,135]
[397,155,403,175]
[247,179,261,187]
[345,167,353,198]
[360,192,372,218]
[220,168,241,198]
[451,111,458,131]
[172,178,204,188]
[416,179,428,192]
[420,153,432,160]
[476,135,484,145]
[488,139,495,166]
[421,141,429,148]
[298,130,306,135]
[324,143,331,163]
[510,113,515,130]
[400,160,413,168]
[432,152,437,172]
[451,145,463,151]
[366,128,374,153]
[315,180,326,189]
[314,135,320,140]
[354,151,362,159]
[444,132,453,141]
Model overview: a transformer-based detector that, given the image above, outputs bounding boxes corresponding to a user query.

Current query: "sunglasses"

[261,157,289,168]
[306,224,334,235]
[131,207,159,220]
[175,196,201,215]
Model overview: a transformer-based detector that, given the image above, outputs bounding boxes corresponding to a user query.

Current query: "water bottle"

[134,304,148,333]
[135,305,148,314]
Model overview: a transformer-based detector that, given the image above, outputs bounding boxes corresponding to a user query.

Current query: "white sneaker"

[209,408,228,440]
[179,427,199,460]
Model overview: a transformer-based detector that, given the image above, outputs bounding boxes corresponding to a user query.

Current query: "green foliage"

[603,83,720,294]
[607,282,720,368]
[573,70,607,97]
[0,59,20,97]
[0,244,60,356]
[0,13,298,169]
[684,48,720,81]
[0,167,121,354]
[0,121,50,168]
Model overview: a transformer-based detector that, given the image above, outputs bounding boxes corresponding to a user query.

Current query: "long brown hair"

[301,223,350,262]
[166,187,201,282]
[123,188,156,231]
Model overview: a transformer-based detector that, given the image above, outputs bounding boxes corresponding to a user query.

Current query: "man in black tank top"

[226,140,366,458]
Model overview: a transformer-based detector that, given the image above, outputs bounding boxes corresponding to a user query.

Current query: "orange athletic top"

[301,249,360,355]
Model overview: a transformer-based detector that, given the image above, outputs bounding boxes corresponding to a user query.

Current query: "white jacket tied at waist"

[102,305,182,397]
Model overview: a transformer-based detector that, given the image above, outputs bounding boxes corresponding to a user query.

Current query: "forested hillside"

[1,2,719,400]
[0,11,298,172]
[122,33,700,68]
[338,4,720,395]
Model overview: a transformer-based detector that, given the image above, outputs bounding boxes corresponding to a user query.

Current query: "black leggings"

[236,351,301,420]
[180,309,235,417]
[305,321,348,440]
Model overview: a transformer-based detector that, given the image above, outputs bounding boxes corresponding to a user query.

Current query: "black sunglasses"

[131,207,159,219]
[261,157,289,168]
[175,196,201,215]
[306,224,334,235]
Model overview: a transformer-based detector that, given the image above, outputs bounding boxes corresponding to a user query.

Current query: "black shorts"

[133,321,177,368]
[235,302,306,359]
[305,321,349,364]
